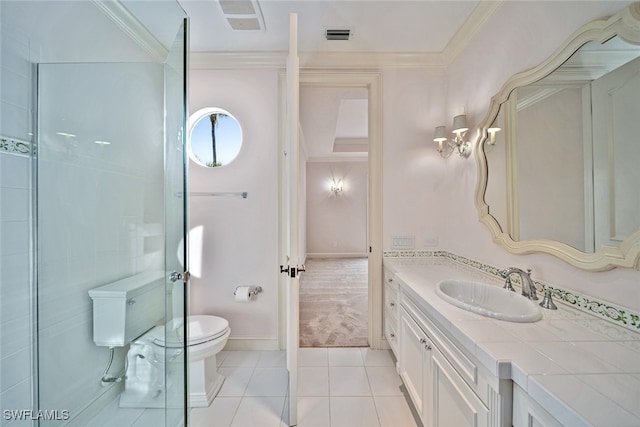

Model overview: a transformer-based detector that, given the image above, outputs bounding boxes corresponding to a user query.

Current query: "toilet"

[88,272,230,409]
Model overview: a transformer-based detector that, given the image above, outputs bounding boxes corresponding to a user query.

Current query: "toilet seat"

[150,315,230,348]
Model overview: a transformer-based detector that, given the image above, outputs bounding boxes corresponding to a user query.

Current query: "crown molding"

[91,0,168,61]
[305,154,368,163]
[299,52,446,70]
[440,0,506,66]
[190,51,287,69]
[189,1,505,71]
[190,50,446,70]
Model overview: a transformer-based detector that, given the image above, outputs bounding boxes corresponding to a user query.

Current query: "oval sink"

[436,279,542,323]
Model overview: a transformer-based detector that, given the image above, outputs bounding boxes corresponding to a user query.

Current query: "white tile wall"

[0,154,33,426]
[34,62,166,420]
[1,23,35,427]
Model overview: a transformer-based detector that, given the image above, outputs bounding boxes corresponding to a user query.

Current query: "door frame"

[278,71,383,349]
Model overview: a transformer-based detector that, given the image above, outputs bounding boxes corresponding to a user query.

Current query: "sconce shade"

[487,127,501,145]
[452,115,469,134]
[433,126,447,142]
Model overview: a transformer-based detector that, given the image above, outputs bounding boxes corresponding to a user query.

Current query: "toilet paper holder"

[234,286,263,298]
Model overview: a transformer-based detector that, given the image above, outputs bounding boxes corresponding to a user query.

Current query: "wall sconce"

[433,114,471,158]
[331,183,343,196]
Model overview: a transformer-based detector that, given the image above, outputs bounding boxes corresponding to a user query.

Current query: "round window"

[188,107,242,168]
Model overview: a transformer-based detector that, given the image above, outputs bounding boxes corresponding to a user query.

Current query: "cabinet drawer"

[385,316,399,355]
[384,283,399,314]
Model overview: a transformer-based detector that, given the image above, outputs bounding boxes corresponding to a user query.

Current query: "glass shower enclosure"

[1,1,189,426]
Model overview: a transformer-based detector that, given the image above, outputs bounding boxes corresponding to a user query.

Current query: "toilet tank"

[89,271,165,347]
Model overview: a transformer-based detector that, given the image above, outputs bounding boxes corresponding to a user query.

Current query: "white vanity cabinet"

[513,385,563,427]
[399,303,430,415]
[398,288,510,427]
[383,268,399,357]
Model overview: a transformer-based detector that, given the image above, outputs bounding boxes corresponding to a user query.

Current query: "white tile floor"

[190,348,420,427]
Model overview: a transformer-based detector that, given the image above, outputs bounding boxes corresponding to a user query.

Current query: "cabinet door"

[513,385,563,427]
[429,347,489,427]
[399,307,428,415]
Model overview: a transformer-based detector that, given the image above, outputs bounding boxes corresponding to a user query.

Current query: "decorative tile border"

[384,250,640,335]
[0,136,34,157]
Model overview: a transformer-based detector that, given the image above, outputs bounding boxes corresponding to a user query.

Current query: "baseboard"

[379,337,391,350]
[223,337,280,351]
[307,252,368,259]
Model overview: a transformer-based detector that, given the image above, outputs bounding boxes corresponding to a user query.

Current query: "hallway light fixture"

[330,178,343,196]
[433,114,471,158]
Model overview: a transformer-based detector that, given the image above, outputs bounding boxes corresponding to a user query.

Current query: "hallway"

[299,258,368,347]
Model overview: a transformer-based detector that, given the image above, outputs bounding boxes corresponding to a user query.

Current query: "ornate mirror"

[475,3,640,271]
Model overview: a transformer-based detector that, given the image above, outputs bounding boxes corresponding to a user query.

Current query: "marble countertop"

[384,258,640,427]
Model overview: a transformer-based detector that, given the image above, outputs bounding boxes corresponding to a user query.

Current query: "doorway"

[295,72,383,349]
[299,85,369,346]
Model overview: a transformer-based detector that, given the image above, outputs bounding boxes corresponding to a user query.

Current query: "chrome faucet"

[500,267,538,301]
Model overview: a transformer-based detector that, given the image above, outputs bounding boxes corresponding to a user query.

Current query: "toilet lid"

[152,315,229,348]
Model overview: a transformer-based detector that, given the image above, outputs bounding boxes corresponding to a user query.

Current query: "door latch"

[290,264,306,278]
[279,264,306,278]
[169,271,190,283]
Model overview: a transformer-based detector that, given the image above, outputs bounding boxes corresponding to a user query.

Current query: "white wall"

[188,2,640,347]
[443,1,640,311]
[188,66,451,346]
[188,69,280,347]
[306,161,368,256]
[381,67,450,250]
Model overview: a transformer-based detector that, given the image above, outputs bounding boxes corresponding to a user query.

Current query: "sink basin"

[435,279,542,323]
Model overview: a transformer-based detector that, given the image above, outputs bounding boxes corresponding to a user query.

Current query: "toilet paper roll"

[235,286,252,302]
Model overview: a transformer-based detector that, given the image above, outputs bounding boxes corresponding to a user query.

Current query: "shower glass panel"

[1,1,187,426]
[164,20,189,424]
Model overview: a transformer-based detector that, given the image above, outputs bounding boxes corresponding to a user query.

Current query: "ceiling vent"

[325,29,351,41]
[218,0,265,31]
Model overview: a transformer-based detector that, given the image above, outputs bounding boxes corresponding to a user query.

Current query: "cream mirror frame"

[475,3,640,271]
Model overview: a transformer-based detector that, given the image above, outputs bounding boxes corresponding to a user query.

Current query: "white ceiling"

[300,86,369,160]
[180,0,482,54]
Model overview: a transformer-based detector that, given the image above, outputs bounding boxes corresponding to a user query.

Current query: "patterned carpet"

[299,257,368,347]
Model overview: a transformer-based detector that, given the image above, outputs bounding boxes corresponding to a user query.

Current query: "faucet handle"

[539,288,558,310]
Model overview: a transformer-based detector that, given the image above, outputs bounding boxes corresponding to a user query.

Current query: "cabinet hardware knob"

[424,344,432,351]
[390,302,395,307]
[419,338,427,344]
[390,333,395,338]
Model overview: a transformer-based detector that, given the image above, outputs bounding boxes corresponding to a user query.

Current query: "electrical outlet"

[391,235,415,249]
[424,236,438,247]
